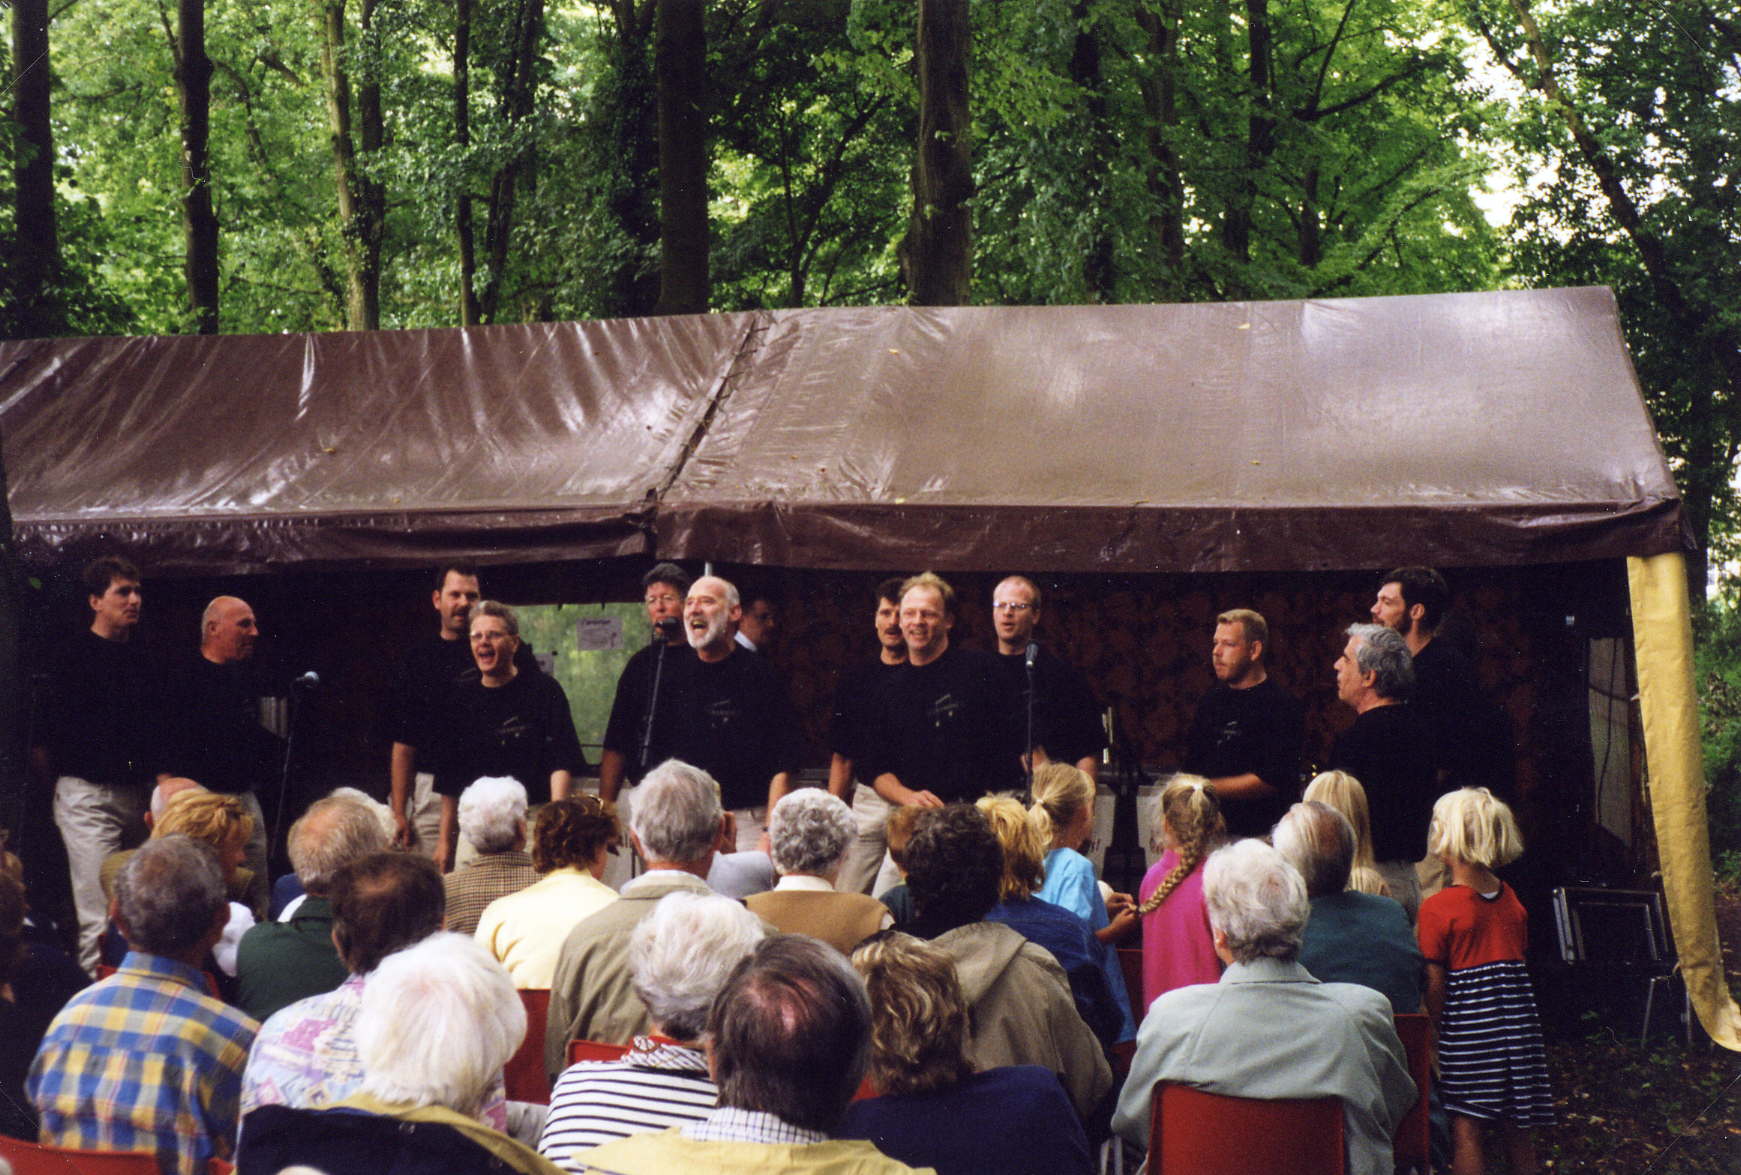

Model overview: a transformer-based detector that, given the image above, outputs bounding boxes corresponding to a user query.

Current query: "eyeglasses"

[993,601,1034,613]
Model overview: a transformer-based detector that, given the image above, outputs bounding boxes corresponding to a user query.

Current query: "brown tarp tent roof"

[0,285,1689,575]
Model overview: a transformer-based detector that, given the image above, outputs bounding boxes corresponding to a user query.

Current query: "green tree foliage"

[1693,602,1741,874]
[1469,0,1741,572]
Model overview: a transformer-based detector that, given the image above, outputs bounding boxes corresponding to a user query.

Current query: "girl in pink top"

[1135,775,1225,1015]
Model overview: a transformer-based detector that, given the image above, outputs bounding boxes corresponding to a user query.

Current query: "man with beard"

[1179,608,1305,837]
[1371,567,1513,797]
[383,564,538,860]
[990,576,1104,782]
[827,578,909,894]
[429,601,586,870]
[672,576,803,850]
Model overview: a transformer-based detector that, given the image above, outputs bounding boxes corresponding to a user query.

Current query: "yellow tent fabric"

[1627,552,1741,1050]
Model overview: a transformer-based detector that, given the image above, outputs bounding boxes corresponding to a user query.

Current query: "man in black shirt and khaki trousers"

[32,556,159,974]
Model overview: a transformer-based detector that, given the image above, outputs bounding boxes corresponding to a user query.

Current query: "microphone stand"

[637,624,678,779]
[1023,642,1038,795]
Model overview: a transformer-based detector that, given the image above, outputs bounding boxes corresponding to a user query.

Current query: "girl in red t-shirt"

[1418,787,1554,1175]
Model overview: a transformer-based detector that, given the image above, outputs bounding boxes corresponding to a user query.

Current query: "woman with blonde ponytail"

[1029,764,1138,1043]
[1135,774,1225,1011]
[1303,771,1389,898]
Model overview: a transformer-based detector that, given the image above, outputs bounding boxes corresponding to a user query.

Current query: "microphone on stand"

[1023,642,1039,793]
[292,670,322,690]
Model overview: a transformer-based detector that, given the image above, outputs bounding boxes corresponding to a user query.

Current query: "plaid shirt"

[444,850,539,938]
[682,1106,828,1145]
[27,951,257,1175]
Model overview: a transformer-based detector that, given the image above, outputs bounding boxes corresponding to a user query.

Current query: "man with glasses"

[990,575,1104,782]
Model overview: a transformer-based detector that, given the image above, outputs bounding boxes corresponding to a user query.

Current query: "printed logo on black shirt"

[928,692,962,729]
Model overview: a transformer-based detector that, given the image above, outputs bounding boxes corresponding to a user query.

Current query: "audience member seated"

[1028,764,1137,1042]
[1304,771,1391,897]
[539,892,766,1170]
[235,792,387,1021]
[546,759,732,1072]
[445,775,539,937]
[1274,801,1423,1013]
[477,794,620,988]
[874,805,927,925]
[1112,839,1415,1175]
[976,794,1122,1047]
[241,850,521,1131]
[0,867,85,1142]
[903,804,1112,1122]
[29,836,258,1174]
[238,932,563,1175]
[706,848,777,900]
[1134,774,1225,1011]
[99,789,257,982]
[746,789,891,954]
[840,930,1092,1175]
[571,935,928,1174]
[98,779,227,903]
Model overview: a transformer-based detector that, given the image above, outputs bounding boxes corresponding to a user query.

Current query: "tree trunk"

[1222,0,1274,287]
[477,0,542,323]
[176,0,219,334]
[10,0,60,336]
[653,0,708,315]
[356,0,384,329]
[901,0,972,306]
[454,0,480,325]
[1069,3,1114,300]
[318,0,383,331]
[605,1,660,317]
[1133,1,1186,289]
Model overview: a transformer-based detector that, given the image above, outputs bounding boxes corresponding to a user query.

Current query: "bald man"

[161,595,279,913]
[601,575,802,851]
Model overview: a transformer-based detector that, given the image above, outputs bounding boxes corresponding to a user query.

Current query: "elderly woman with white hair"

[1112,839,1415,1175]
[444,776,538,937]
[538,892,766,1171]
[745,788,892,954]
[236,932,563,1174]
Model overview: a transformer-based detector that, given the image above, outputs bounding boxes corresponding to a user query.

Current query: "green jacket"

[234,896,348,1022]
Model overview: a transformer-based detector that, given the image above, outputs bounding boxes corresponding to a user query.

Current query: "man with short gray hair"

[1330,622,1436,919]
[1273,802,1423,1013]
[29,836,258,1174]
[1113,839,1413,1175]
[445,776,538,937]
[235,792,390,1020]
[545,759,733,1073]
[572,935,925,1174]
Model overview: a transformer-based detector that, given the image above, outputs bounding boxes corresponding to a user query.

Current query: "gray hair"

[289,795,390,896]
[357,932,525,1117]
[457,776,528,854]
[631,759,724,865]
[116,836,226,956]
[1346,623,1414,700]
[768,789,856,877]
[689,575,740,609]
[1272,802,1356,899]
[1203,838,1309,964]
[471,599,518,636]
[629,892,767,1041]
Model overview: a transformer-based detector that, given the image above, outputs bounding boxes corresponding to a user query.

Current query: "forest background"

[5,0,1741,870]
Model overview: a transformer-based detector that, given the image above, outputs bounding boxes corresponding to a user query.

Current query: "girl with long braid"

[1135,775,1226,1013]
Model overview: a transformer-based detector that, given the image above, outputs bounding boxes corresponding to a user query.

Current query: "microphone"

[292,670,321,690]
[1025,642,1039,671]
[654,617,682,640]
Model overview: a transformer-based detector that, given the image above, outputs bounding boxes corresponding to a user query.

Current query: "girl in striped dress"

[1418,787,1554,1175]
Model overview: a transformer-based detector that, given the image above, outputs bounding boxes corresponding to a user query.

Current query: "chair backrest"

[1149,1082,1345,1175]
[0,1135,164,1174]
[504,988,553,1104]
[1117,946,1146,1023]
[1550,886,1672,968]
[1391,1013,1432,1172]
[566,1038,632,1066]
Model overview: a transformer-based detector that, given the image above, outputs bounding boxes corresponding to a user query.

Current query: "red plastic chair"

[1392,1013,1433,1173]
[0,1135,164,1173]
[504,988,553,1104]
[1148,1082,1345,1175]
[565,1038,631,1066]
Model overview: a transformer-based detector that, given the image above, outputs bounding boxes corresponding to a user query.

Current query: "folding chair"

[0,1136,163,1174]
[1147,1082,1344,1175]
[504,988,553,1103]
[565,1038,631,1066]
[1552,885,1690,1045]
[1391,1013,1432,1174]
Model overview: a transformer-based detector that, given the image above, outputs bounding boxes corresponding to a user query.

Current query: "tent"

[1,285,1732,1046]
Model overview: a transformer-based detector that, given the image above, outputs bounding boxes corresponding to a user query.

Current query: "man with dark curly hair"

[901,804,1110,1122]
